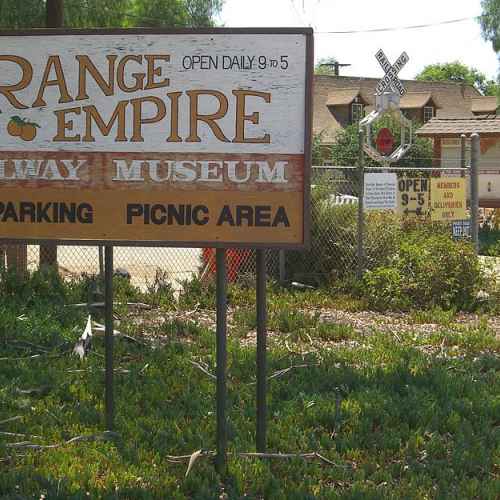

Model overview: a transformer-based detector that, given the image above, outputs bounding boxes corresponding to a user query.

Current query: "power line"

[64,2,479,35]
[315,16,477,34]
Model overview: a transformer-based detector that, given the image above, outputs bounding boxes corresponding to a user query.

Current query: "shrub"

[479,227,500,256]
[363,229,483,311]
[286,185,402,285]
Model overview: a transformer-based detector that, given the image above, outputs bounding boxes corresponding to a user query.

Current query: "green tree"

[315,57,338,76]
[128,0,223,28]
[0,0,223,29]
[329,115,433,168]
[480,0,500,52]
[415,61,498,96]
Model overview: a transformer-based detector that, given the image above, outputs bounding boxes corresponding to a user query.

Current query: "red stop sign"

[376,127,394,155]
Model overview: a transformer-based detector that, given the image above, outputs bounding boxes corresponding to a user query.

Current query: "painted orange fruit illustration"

[7,116,23,136]
[7,116,40,141]
[20,124,37,141]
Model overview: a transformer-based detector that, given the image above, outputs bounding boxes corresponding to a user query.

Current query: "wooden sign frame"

[0,27,313,250]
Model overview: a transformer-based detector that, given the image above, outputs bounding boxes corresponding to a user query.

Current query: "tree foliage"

[314,56,338,76]
[415,61,498,96]
[480,0,500,52]
[0,0,223,28]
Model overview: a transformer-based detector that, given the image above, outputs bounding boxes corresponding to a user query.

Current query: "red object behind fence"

[202,248,252,282]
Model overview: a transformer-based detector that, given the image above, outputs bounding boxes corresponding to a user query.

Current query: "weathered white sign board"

[0,28,313,248]
[364,172,397,210]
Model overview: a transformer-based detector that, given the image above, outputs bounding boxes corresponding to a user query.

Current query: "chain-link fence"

[281,159,478,285]
[2,156,479,289]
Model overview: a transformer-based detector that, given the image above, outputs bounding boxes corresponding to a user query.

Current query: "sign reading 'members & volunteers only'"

[0,29,312,247]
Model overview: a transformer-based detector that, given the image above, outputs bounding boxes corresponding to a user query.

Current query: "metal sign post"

[104,245,114,431]
[215,249,228,473]
[256,249,267,452]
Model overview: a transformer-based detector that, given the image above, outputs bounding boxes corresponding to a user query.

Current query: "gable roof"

[416,115,500,137]
[400,92,437,109]
[314,75,481,143]
[326,88,361,106]
[471,96,498,114]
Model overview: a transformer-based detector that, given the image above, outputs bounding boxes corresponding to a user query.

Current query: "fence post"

[357,129,365,279]
[470,133,480,253]
[278,250,286,284]
[460,134,466,178]
[6,245,27,280]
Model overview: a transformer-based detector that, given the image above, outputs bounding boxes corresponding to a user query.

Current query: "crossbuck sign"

[375,49,409,96]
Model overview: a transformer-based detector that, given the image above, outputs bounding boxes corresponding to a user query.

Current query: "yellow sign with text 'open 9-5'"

[0,28,313,248]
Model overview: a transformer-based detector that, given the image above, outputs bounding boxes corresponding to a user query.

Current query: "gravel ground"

[27,245,201,290]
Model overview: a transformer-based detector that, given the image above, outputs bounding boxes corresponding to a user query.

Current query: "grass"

[0,271,499,498]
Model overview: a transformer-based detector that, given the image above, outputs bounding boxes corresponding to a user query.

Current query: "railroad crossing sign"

[359,49,412,166]
[375,49,409,96]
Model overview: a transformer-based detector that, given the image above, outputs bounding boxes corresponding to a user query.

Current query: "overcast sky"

[219,0,498,81]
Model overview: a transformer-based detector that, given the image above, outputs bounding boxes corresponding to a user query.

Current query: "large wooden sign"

[0,28,312,248]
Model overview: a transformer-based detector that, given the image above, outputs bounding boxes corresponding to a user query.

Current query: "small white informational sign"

[364,172,397,210]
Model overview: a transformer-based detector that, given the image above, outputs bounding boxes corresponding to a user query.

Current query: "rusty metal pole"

[104,245,114,430]
[215,249,228,474]
[255,249,267,452]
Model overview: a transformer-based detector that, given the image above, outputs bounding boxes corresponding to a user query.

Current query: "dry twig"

[188,360,216,380]
[67,302,153,310]
[267,364,319,381]
[165,449,350,477]
[0,416,23,425]
[5,431,119,450]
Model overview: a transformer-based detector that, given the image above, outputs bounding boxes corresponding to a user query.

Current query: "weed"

[0,275,498,498]
[409,306,456,326]
[316,322,357,342]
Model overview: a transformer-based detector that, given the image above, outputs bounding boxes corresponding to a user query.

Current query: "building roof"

[399,92,436,109]
[314,75,481,143]
[326,88,361,106]
[416,115,500,137]
[471,96,498,114]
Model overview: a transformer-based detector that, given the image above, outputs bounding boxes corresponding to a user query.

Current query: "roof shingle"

[314,75,481,143]
[400,92,436,109]
[326,88,361,106]
[416,116,500,137]
[471,96,498,114]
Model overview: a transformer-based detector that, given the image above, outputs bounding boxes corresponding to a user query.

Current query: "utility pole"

[46,0,64,28]
[40,0,64,270]
[319,61,351,76]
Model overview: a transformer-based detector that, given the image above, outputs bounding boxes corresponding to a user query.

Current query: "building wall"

[441,138,500,207]
[404,109,422,123]
[329,105,351,129]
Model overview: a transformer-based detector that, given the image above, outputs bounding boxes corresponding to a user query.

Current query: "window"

[351,103,364,123]
[423,106,434,122]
